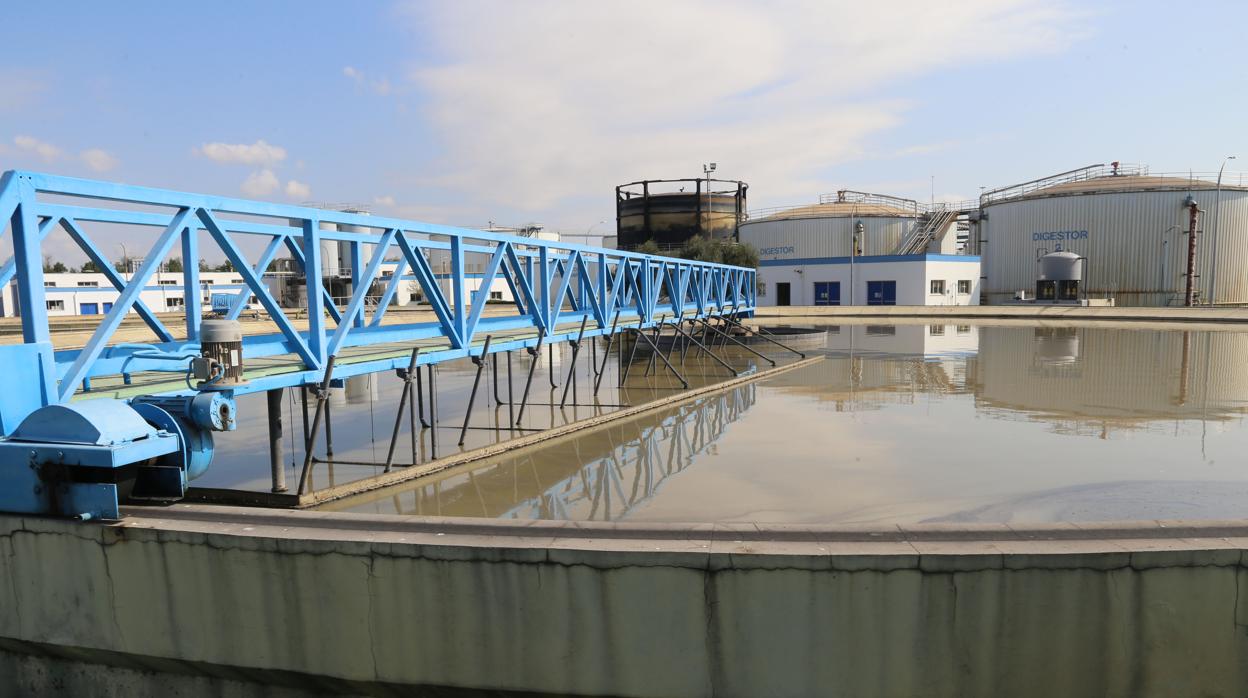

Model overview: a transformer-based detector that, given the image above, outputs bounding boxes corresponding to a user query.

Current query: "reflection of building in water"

[330,383,756,520]
[970,326,1248,435]
[767,324,979,411]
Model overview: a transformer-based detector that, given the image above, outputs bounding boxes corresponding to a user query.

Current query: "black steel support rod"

[667,320,737,376]
[547,343,558,389]
[266,388,287,493]
[297,355,337,496]
[506,351,514,427]
[383,347,421,473]
[560,317,589,407]
[516,330,545,426]
[324,389,335,457]
[300,386,310,445]
[594,309,622,395]
[415,364,429,428]
[698,317,776,366]
[492,348,506,404]
[719,314,806,358]
[632,327,689,387]
[459,335,493,446]
[619,324,644,386]
[427,363,438,459]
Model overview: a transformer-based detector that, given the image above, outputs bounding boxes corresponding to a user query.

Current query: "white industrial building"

[972,163,1248,306]
[1,271,258,318]
[740,190,981,306]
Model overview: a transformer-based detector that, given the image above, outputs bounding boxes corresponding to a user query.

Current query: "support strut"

[594,309,622,396]
[631,327,689,388]
[560,317,588,407]
[719,313,806,358]
[458,335,493,446]
[383,347,421,473]
[297,355,337,495]
[697,318,776,366]
[516,329,545,426]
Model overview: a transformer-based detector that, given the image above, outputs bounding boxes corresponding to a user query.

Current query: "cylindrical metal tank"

[1039,250,1083,281]
[980,166,1248,305]
[337,207,372,283]
[616,178,747,248]
[738,191,922,262]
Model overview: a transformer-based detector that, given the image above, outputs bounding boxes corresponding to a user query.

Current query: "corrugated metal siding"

[981,189,1248,305]
[739,215,916,260]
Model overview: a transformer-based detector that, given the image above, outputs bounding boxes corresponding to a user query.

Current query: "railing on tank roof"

[817,189,921,213]
[977,163,1248,205]
[744,196,979,222]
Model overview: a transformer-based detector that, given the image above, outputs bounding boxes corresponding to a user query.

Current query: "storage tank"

[1035,249,1084,302]
[616,178,747,248]
[738,190,923,264]
[979,163,1248,305]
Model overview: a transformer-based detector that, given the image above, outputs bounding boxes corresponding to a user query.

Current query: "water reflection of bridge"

[343,382,756,520]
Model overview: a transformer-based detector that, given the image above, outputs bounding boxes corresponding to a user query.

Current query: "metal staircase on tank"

[893,206,959,255]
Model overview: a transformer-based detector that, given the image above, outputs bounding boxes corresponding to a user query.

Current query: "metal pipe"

[1184,198,1202,307]
[620,324,643,386]
[459,335,492,446]
[415,363,429,428]
[383,347,421,472]
[297,355,337,495]
[323,387,334,457]
[266,388,287,493]
[547,343,557,389]
[560,317,588,407]
[698,317,776,366]
[516,330,545,425]
[427,363,438,459]
[300,385,310,445]
[506,351,514,427]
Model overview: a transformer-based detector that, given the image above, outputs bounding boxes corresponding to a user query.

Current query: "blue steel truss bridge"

[0,170,758,520]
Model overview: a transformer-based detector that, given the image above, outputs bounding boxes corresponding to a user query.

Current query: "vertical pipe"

[415,364,428,428]
[428,364,438,458]
[507,351,515,428]
[560,318,588,407]
[181,226,201,342]
[1184,200,1201,307]
[300,386,310,445]
[266,388,287,493]
[324,390,334,457]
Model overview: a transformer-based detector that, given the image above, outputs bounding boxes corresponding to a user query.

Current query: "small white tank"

[1039,250,1083,281]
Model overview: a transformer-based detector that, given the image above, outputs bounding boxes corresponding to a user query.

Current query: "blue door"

[79,302,99,315]
[813,282,840,306]
[866,281,896,306]
[102,302,113,314]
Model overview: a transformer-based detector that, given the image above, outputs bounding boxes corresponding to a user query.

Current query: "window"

[866,281,896,305]
[930,280,945,295]
[956,325,971,335]
[489,291,503,300]
[202,279,214,285]
[46,299,64,311]
[409,293,419,301]
[929,325,945,336]
[231,278,243,284]
[165,297,184,308]
[46,281,57,287]
[865,325,896,337]
[159,279,177,285]
[77,281,99,287]
[957,280,972,295]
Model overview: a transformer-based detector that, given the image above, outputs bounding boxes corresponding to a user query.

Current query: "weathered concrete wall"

[3,508,1247,697]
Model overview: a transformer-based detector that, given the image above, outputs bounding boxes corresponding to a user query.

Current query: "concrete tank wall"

[2,509,1248,697]
[981,188,1248,305]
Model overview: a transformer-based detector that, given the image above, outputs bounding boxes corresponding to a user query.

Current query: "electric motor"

[196,319,247,389]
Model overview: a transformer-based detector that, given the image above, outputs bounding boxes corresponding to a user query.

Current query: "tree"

[634,239,661,256]
[166,257,184,273]
[214,260,235,272]
[198,258,212,272]
[80,260,99,273]
[42,256,68,274]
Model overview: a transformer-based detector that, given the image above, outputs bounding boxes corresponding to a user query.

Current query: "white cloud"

[80,148,119,172]
[284,179,311,200]
[241,169,280,197]
[343,65,393,96]
[14,135,62,162]
[373,195,396,207]
[401,0,1085,221]
[197,140,287,166]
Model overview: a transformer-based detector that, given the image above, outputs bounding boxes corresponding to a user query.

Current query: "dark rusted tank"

[616,178,747,249]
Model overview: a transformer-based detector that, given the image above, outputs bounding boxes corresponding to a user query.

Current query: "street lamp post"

[1208,155,1236,305]
[702,163,717,234]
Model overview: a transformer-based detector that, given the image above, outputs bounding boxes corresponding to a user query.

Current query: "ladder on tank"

[893,206,959,255]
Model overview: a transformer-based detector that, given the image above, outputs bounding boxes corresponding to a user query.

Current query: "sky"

[3,0,1247,263]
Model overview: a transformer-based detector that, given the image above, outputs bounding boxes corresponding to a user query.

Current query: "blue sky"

[3,0,1247,257]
